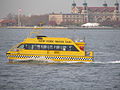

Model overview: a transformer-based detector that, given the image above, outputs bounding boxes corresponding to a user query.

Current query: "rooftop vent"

[36,36,47,39]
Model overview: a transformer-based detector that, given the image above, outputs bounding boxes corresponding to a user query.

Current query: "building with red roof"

[49,1,120,26]
[0,19,16,27]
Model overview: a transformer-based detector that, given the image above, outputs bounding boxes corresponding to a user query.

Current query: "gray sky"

[0,0,119,19]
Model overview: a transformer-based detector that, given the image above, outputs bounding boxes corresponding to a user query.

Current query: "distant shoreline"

[0,26,117,29]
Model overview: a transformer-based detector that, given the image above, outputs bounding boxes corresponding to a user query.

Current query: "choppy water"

[0,28,120,90]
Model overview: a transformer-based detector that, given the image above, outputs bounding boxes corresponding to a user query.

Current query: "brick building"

[49,1,120,25]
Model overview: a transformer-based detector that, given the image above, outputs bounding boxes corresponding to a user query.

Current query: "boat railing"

[70,37,85,42]
[27,27,44,38]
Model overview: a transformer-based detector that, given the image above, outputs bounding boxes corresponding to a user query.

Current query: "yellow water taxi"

[6,30,94,63]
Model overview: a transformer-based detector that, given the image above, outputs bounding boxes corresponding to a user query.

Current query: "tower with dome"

[49,1,120,26]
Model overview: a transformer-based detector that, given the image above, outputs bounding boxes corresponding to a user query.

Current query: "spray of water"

[86,60,120,64]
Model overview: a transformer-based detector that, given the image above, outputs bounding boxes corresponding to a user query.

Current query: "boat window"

[18,44,33,49]
[18,44,78,51]
[54,45,62,51]
[33,44,40,50]
[40,44,48,50]
[24,44,33,50]
[48,45,54,50]
[18,44,24,49]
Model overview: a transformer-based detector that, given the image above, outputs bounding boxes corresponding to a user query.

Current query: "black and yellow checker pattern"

[7,54,93,61]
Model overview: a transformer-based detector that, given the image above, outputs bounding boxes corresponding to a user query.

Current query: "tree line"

[4,13,49,26]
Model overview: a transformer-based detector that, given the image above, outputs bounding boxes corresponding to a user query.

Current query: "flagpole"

[18,8,22,26]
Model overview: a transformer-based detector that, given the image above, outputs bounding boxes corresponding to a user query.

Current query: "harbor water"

[0,28,120,90]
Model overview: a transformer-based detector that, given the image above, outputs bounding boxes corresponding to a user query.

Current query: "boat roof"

[22,36,74,45]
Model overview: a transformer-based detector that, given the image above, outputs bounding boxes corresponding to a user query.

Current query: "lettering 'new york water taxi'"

[6,29,94,63]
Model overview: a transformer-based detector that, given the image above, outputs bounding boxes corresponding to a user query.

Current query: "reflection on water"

[0,28,120,90]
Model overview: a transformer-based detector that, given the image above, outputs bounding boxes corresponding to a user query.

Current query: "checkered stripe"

[7,55,93,61]
[7,55,40,59]
[45,56,93,60]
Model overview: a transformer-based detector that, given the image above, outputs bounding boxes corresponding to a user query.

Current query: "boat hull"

[6,53,93,63]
